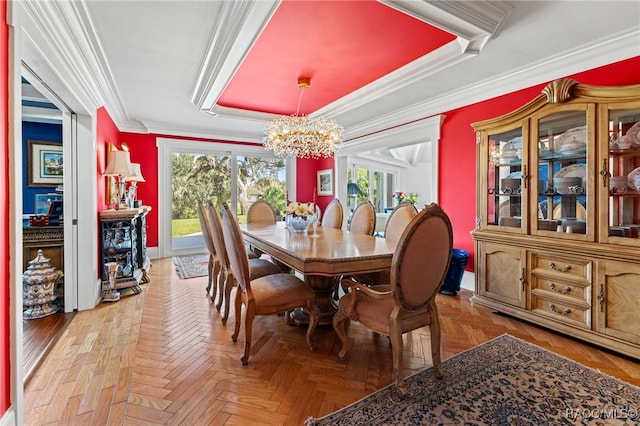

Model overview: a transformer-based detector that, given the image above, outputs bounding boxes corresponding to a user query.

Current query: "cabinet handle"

[549,262,571,273]
[549,282,571,294]
[598,284,605,312]
[548,303,571,315]
[522,165,528,189]
[600,159,610,187]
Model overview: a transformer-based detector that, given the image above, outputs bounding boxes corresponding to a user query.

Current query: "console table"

[99,206,151,294]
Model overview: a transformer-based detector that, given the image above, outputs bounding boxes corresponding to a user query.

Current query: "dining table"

[240,221,397,325]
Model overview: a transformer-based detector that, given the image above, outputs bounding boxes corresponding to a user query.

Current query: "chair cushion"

[249,258,281,279]
[338,288,430,334]
[251,274,315,314]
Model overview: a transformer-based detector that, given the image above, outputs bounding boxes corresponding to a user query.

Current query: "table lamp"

[124,163,145,207]
[347,182,362,213]
[104,150,135,209]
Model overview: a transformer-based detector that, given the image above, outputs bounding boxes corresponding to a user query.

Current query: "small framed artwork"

[28,140,63,187]
[317,169,334,196]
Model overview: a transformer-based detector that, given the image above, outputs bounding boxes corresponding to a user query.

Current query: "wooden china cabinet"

[472,79,640,359]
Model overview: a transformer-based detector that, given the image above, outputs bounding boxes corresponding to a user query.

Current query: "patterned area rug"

[172,253,209,279]
[306,334,640,425]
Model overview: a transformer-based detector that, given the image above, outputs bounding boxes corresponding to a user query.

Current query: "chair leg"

[221,272,235,325]
[332,307,350,360]
[389,320,407,397]
[305,300,320,351]
[429,301,445,379]
[241,305,255,365]
[214,267,224,311]
[231,289,242,342]
[212,259,221,305]
[205,255,214,294]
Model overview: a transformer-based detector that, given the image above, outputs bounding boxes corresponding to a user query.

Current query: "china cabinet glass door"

[532,108,591,239]
[602,103,640,246]
[486,126,524,231]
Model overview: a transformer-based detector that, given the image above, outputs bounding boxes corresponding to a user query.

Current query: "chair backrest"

[207,201,230,271]
[384,201,418,242]
[348,200,376,235]
[221,203,251,292]
[390,203,453,310]
[197,200,216,256]
[247,199,277,224]
[321,198,344,229]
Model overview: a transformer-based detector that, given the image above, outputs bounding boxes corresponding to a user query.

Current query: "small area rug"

[306,334,640,425]
[172,253,209,279]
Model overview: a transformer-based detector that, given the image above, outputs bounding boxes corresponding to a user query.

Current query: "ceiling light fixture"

[263,76,343,159]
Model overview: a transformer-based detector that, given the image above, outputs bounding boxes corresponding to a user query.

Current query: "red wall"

[439,56,640,270]
[119,132,158,247]
[0,0,10,414]
[295,156,334,214]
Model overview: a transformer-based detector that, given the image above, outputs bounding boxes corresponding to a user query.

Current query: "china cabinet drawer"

[530,253,591,282]
[530,278,589,304]
[530,293,591,329]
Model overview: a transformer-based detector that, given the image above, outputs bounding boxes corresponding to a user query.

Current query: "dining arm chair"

[333,203,453,397]
[348,199,376,235]
[221,203,319,365]
[337,201,418,298]
[207,201,281,325]
[197,200,220,298]
[321,198,344,229]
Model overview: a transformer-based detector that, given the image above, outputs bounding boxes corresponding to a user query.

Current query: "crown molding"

[381,0,513,54]
[344,27,640,142]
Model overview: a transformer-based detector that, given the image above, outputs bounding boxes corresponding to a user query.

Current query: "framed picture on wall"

[28,140,63,187]
[317,169,333,196]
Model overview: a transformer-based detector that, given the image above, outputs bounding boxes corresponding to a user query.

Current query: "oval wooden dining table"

[240,222,396,325]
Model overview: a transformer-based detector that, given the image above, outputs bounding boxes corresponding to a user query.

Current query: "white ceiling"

[18,1,640,152]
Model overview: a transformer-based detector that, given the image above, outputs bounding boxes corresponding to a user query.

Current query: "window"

[157,138,289,257]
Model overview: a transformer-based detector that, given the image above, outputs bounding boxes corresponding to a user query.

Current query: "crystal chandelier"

[264,77,343,159]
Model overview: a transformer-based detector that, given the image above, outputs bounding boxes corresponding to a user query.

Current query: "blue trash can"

[440,248,469,295]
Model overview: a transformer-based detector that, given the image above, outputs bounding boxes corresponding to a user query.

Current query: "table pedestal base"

[291,275,339,326]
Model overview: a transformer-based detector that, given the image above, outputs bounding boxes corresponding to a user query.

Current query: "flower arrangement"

[392,191,419,205]
[285,201,315,218]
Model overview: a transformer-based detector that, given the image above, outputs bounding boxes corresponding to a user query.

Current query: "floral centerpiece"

[392,191,419,205]
[285,201,316,233]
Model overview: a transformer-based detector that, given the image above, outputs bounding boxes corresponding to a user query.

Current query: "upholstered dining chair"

[247,199,277,224]
[321,198,344,229]
[207,201,281,324]
[348,200,376,235]
[197,200,220,297]
[384,201,418,241]
[333,203,453,397]
[337,201,419,298]
[246,199,277,257]
[221,203,320,365]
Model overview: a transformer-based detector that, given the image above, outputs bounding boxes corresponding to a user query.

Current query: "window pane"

[171,152,231,249]
[237,155,286,222]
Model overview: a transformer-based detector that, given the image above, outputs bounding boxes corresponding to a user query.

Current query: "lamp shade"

[104,150,135,177]
[347,183,362,195]
[125,163,146,182]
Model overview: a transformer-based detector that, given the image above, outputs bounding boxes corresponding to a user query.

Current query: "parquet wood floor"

[24,257,640,425]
